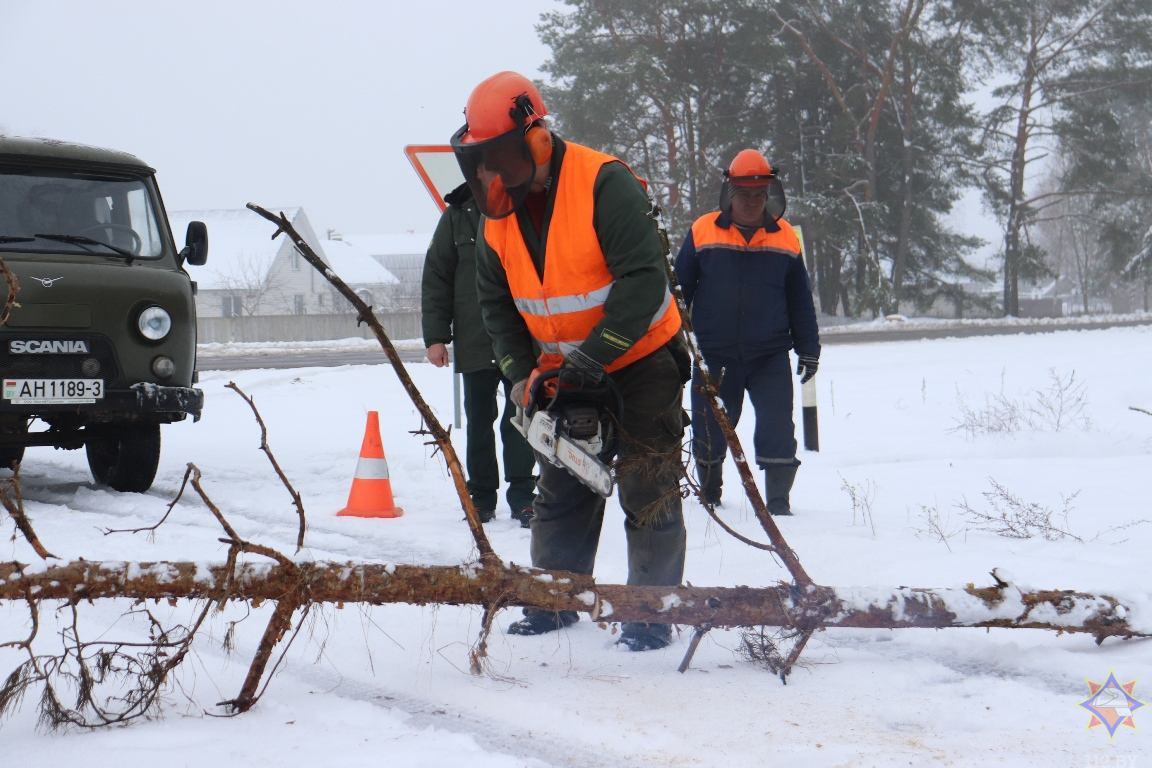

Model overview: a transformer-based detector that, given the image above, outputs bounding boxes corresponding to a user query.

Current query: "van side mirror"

[181,221,208,266]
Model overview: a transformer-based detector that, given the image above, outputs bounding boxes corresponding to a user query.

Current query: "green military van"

[0,137,206,492]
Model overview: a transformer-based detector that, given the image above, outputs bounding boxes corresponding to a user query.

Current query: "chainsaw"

[511,368,624,498]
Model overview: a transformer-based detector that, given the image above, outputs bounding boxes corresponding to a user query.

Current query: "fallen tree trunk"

[1,560,1141,641]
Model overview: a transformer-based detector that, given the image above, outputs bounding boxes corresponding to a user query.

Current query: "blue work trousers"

[690,349,798,470]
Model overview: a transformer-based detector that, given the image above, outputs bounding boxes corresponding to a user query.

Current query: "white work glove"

[510,379,529,409]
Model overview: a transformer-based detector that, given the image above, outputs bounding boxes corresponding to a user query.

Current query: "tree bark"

[1,560,1141,641]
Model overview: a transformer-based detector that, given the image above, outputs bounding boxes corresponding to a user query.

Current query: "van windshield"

[0,166,166,259]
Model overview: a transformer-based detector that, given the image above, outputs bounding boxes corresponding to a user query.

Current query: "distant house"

[168,207,331,318]
[320,233,400,312]
[340,233,433,311]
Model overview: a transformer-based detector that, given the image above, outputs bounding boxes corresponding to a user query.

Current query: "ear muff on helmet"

[525,124,552,166]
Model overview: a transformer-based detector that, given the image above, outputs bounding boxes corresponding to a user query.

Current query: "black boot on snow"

[507,609,579,636]
[511,505,534,529]
[764,464,799,516]
[616,622,672,651]
[695,461,723,507]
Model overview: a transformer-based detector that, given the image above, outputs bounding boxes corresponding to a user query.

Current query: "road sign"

[405,144,467,426]
[404,145,465,213]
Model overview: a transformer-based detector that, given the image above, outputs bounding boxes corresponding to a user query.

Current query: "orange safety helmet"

[725,149,774,186]
[451,72,550,219]
[456,71,548,145]
[719,149,787,222]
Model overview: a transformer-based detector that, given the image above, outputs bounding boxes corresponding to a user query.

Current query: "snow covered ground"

[4,326,1152,766]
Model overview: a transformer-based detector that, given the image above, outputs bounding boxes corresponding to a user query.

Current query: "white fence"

[196,312,423,344]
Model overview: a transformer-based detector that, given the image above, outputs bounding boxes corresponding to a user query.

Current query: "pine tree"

[961,0,1152,315]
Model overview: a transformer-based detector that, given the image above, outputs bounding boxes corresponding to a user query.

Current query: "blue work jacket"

[674,211,820,360]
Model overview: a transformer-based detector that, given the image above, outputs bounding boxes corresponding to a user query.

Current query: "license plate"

[3,378,104,404]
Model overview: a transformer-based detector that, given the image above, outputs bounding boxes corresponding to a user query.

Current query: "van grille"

[0,335,123,385]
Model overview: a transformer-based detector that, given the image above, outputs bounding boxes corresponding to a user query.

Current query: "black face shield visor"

[718,175,787,224]
[450,124,536,220]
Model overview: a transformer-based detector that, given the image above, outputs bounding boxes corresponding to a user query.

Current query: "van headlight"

[138,306,172,340]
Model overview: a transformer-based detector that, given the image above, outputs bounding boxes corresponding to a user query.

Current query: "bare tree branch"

[225,382,307,553]
[0,468,54,560]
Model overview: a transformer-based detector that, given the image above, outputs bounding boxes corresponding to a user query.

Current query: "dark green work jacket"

[420,184,498,374]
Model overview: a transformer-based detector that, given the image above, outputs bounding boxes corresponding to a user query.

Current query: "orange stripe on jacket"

[689,211,802,257]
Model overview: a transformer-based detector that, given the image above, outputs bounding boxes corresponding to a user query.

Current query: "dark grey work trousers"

[529,344,687,589]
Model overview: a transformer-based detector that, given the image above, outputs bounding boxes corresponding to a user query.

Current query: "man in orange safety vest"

[452,71,691,652]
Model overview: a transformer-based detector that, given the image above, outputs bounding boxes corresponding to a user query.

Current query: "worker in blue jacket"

[673,149,820,514]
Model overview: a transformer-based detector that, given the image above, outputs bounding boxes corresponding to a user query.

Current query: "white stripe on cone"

[353,457,390,480]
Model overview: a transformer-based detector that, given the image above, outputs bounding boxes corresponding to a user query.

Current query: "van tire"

[0,419,28,471]
[86,424,161,493]
[0,445,24,471]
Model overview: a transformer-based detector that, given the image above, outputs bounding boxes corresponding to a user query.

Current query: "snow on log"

[0,560,1143,640]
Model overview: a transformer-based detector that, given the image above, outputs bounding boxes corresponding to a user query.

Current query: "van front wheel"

[0,419,28,471]
[86,424,161,493]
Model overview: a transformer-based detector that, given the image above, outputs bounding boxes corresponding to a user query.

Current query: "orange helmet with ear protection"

[725,149,774,186]
[451,72,551,219]
[719,149,787,222]
[456,71,548,146]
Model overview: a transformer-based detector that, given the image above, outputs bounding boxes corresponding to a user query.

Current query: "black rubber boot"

[617,622,672,651]
[695,461,723,506]
[511,505,534,529]
[764,464,798,516]
[507,608,579,636]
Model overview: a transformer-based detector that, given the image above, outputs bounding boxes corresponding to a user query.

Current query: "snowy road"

[193,314,1152,370]
[5,325,1152,766]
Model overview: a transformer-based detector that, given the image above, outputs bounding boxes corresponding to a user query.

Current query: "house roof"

[168,207,328,291]
[321,238,399,285]
[340,232,432,258]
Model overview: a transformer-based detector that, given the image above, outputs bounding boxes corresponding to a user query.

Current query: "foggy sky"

[0,1,557,237]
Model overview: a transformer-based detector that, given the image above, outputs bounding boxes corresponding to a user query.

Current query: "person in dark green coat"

[422,183,537,525]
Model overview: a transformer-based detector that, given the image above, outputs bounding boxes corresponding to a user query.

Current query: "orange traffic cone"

[337,411,403,518]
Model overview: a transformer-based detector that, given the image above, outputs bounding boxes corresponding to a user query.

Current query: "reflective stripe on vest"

[535,285,673,357]
[513,282,614,316]
[485,142,681,373]
[690,212,801,258]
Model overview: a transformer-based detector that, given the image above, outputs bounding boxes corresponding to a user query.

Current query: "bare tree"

[1033,175,1105,315]
[210,251,286,316]
[968,0,1152,315]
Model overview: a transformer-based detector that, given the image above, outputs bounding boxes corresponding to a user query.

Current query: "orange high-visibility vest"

[484,143,680,372]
